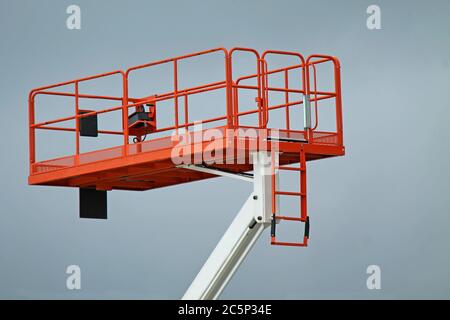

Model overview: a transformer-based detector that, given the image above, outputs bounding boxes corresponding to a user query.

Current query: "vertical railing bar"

[264,60,269,127]
[233,85,239,127]
[75,81,80,158]
[284,69,290,132]
[122,72,129,154]
[256,58,262,128]
[28,94,36,174]
[225,53,233,129]
[334,61,343,146]
[257,59,263,127]
[184,93,189,131]
[259,59,269,128]
[174,60,179,133]
[303,64,311,142]
[311,64,319,131]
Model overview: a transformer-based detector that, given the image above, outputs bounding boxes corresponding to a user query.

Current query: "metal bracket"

[177,164,254,182]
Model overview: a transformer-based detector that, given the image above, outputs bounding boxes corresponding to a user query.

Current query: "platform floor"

[29,128,344,191]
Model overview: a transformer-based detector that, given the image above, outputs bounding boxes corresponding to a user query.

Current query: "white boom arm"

[181,152,274,300]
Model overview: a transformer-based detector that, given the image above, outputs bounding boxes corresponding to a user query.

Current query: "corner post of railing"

[258,57,269,129]
[262,59,269,128]
[122,71,129,155]
[225,51,233,129]
[28,91,36,175]
[74,81,80,162]
[284,69,290,131]
[304,58,313,143]
[311,64,319,133]
[333,58,343,146]
[257,58,265,128]
[174,59,179,133]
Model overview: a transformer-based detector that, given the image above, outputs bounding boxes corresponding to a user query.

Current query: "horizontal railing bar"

[236,64,302,84]
[37,125,123,135]
[234,100,303,118]
[126,47,228,75]
[29,70,124,98]
[235,84,304,94]
[307,57,333,66]
[136,81,227,102]
[32,105,124,128]
[235,57,332,85]
[235,84,335,97]
[32,92,334,130]
[33,82,228,128]
[152,115,228,133]
[153,83,227,103]
[33,91,124,101]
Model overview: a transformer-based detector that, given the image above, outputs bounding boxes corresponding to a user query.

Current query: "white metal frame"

[179,152,274,300]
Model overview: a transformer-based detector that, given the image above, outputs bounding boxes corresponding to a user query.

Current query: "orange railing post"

[28,92,36,175]
[174,59,179,132]
[74,81,80,157]
[122,71,129,150]
[225,52,233,129]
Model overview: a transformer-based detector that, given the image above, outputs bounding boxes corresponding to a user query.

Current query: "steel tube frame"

[182,152,272,300]
[28,47,343,175]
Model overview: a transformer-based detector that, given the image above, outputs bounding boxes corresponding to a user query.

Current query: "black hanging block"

[79,188,107,219]
[78,110,98,137]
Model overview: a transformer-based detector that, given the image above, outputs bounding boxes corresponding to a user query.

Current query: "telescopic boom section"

[182,152,272,300]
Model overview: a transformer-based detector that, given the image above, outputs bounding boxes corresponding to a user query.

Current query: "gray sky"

[0,0,449,299]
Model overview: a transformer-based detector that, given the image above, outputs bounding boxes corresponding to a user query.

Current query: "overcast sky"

[0,0,449,299]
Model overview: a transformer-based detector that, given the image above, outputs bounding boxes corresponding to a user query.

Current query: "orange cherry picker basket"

[28,47,344,247]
